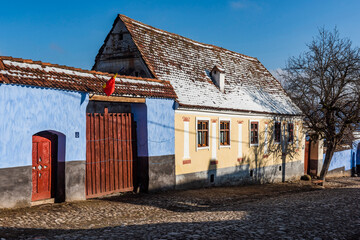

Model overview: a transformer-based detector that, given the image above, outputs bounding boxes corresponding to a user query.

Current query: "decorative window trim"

[296,123,300,150]
[196,117,210,151]
[238,122,243,159]
[183,117,190,160]
[274,121,281,144]
[219,118,231,149]
[211,119,217,160]
[249,120,260,147]
[282,121,286,152]
[264,122,268,154]
[182,116,190,122]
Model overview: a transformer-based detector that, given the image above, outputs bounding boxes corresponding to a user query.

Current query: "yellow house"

[93,14,305,189]
[175,113,304,187]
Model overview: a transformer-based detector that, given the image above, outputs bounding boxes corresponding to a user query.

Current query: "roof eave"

[177,103,304,117]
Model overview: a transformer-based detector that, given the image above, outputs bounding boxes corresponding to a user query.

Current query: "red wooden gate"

[86,111,134,198]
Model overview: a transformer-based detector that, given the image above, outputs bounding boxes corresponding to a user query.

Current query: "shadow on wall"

[241,118,300,184]
[83,105,301,192]
[144,116,301,191]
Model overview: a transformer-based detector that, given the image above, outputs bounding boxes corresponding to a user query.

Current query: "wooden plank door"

[32,136,52,201]
[304,139,310,174]
[86,112,134,198]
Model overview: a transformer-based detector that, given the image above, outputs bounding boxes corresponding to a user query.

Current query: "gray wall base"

[137,155,175,192]
[327,166,352,177]
[0,166,32,208]
[65,161,86,201]
[176,160,304,190]
[0,161,86,208]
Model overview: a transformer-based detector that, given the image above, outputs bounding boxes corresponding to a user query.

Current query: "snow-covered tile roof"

[113,14,302,115]
[0,56,176,99]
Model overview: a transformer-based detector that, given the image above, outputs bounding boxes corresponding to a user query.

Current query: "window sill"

[220,145,231,149]
[250,144,259,147]
[197,146,210,151]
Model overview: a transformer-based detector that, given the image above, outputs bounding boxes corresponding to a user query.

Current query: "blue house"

[326,135,360,177]
[0,56,177,208]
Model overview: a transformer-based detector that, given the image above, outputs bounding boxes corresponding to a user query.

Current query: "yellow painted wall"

[175,112,305,175]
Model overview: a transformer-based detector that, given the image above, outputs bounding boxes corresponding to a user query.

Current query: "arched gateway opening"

[32,131,65,203]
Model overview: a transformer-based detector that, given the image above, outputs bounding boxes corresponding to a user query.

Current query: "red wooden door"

[32,136,52,201]
[304,139,310,174]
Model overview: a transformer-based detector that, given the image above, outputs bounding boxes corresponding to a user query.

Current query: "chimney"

[211,65,225,93]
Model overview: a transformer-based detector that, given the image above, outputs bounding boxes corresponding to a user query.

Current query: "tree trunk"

[319,142,336,183]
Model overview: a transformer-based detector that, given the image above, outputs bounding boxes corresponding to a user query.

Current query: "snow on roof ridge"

[118,14,258,62]
[0,56,178,99]
[0,56,169,84]
[0,56,94,73]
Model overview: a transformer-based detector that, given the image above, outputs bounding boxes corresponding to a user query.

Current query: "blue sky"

[1,0,359,72]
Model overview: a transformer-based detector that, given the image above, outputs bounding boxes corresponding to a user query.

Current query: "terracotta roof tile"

[0,56,176,99]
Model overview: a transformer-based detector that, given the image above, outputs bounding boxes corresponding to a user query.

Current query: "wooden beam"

[89,95,146,103]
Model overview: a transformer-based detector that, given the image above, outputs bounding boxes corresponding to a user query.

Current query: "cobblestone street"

[0,177,359,239]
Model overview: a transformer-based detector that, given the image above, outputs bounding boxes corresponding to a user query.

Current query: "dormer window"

[210,65,225,93]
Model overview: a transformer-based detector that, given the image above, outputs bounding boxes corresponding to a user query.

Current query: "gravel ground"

[0,177,359,239]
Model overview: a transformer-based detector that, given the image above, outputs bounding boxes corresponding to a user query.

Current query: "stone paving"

[0,177,360,239]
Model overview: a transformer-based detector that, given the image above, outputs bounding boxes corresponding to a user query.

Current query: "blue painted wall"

[0,84,88,168]
[131,98,174,157]
[325,140,360,171]
[356,141,360,166]
[327,149,352,171]
[146,98,175,157]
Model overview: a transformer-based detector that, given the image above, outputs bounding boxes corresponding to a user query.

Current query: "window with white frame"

[220,120,230,146]
[250,121,259,146]
[197,120,209,147]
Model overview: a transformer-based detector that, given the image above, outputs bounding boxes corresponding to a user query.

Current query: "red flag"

[103,73,117,96]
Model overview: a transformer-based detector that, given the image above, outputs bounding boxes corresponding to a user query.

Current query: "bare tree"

[282,28,360,183]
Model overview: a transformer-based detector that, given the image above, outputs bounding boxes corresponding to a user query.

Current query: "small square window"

[197,120,209,147]
[220,121,230,145]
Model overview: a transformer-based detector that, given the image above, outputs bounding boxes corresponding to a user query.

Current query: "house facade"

[93,14,306,188]
[0,56,176,208]
[325,129,360,177]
